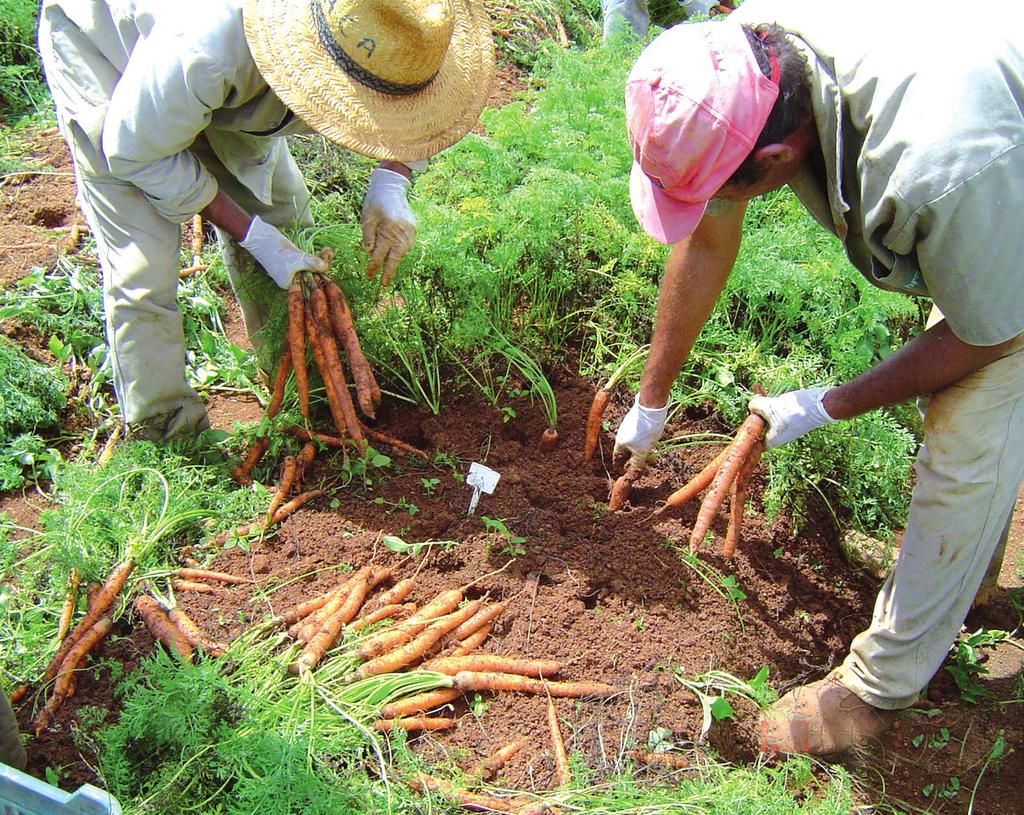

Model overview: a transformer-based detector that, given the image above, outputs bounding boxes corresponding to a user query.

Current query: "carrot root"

[135,596,194,663]
[374,716,456,732]
[422,655,561,678]
[476,735,531,781]
[56,569,80,645]
[663,445,729,509]
[379,688,463,719]
[548,696,571,787]
[583,389,612,462]
[453,671,619,698]
[35,616,113,735]
[266,352,293,420]
[609,458,645,512]
[539,427,559,452]
[174,568,252,585]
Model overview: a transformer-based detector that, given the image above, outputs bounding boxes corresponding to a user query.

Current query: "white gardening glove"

[239,216,328,289]
[748,387,837,449]
[613,394,669,468]
[361,167,416,287]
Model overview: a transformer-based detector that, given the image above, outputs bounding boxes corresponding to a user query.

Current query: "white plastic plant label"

[466,462,500,515]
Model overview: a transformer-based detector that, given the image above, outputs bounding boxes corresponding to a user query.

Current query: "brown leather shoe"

[758,671,894,755]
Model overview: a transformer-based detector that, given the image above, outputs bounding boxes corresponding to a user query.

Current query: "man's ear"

[750,142,798,165]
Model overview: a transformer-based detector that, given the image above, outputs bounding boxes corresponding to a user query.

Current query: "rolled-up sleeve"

[102,30,229,222]
[915,144,1024,347]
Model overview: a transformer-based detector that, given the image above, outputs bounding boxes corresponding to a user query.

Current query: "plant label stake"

[466,462,500,516]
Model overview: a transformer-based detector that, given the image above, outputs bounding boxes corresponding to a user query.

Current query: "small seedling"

[420,476,440,494]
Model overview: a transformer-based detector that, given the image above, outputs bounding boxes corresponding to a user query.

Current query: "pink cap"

[626,21,780,244]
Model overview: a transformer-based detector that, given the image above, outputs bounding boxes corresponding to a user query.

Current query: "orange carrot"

[407,773,531,814]
[175,568,252,585]
[56,569,80,644]
[663,445,729,509]
[97,423,122,469]
[9,685,28,705]
[347,602,413,632]
[547,696,571,787]
[266,455,298,525]
[171,579,229,595]
[453,672,619,698]
[583,389,612,462]
[449,623,491,657]
[43,560,133,686]
[288,280,310,419]
[476,735,531,780]
[374,716,456,732]
[357,588,463,659]
[310,285,367,445]
[178,263,208,279]
[609,458,645,512]
[266,352,293,420]
[322,277,380,418]
[539,428,559,452]
[358,424,429,461]
[354,600,483,679]
[450,600,509,641]
[167,606,228,656]
[423,656,561,678]
[191,213,203,259]
[272,586,341,628]
[135,596,193,663]
[625,749,690,769]
[231,436,270,486]
[35,616,112,735]
[689,413,766,553]
[295,442,317,491]
[290,573,364,642]
[370,577,417,609]
[722,440,763,560]
[293,567,391,673]
[379,688,463,719]
[272,488,326,523]
[303,306,365,451]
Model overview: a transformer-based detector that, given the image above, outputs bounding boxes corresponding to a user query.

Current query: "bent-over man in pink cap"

[614,0,1024,754]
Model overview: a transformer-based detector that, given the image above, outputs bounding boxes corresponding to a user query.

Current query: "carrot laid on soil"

[288,280,310,419]
[347,602,413,632]
[625,749,690,769]
[449,623,491,657]
[42,559,134,686]
[406,773,533,815]
[422,655,561,678]
[167,606,228,656]
[547,696,571,787]
[9,685,28,705]
[379,688,463,719]
[374,716,456,732]
[272,488,327,524]
[722,439,763,560]
[292,567,392,672]
[688,413,766,553]
[608,457,646,512]
[231,436,270,486]
[322,276,380,417]
[662,445,729,509]
[266,352,293,420]
[583,389,612,462]
[371,577,417,609]
[171,579,229,595]
[35,616,113,735]
[358,424,429,461]
[290,576,359,642]
[453,671,619,698]
[354,600,482,680]
[135,596,193,663]
[357,588,463,659]
[56,569,80,644]
[175,568,252,585]
[450,599,509,641]
[476,735,531,781]
[272,586,341,628]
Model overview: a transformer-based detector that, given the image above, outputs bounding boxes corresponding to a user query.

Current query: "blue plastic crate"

[1,762,121,815]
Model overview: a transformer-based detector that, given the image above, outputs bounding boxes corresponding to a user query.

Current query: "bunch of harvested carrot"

[34,616,113,735]
[209,487,327,545]
[661,410,766,558]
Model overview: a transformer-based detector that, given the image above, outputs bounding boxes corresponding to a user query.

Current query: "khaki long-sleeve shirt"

[732,0,1024,346]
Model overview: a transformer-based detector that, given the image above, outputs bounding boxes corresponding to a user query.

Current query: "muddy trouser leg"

[0,692,26,770]
[189,137,314,369]
[837,330,1024,710]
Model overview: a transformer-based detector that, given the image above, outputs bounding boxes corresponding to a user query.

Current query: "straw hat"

[243,0,495,161]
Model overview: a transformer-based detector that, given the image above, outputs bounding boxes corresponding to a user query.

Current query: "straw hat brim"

[243,0,495,161]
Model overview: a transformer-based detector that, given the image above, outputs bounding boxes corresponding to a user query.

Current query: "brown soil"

[5,101,1024,815]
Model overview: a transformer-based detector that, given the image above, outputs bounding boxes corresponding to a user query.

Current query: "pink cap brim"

[629,161,707,245]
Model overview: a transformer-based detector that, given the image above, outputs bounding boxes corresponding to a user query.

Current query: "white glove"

[239,216,328,289]
[748,387,837,449]
[613,394,669,467]
[361,167,416,287]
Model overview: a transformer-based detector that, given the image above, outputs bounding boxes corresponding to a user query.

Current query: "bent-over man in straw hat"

[37,0,494,441]
[613,0,1024,754]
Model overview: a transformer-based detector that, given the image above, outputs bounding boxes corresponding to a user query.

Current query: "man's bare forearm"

[823,320,1018,420]
[200,189,252,242]
[638,205,745,407]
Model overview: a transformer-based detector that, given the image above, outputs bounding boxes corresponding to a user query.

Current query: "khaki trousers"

[839,323,1024,709]
[0,692,26,769]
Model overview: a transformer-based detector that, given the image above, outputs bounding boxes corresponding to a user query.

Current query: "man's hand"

[612,395,669,468]
[361,167,416,287]
[748,387,837,449]
[239,216,328,289]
